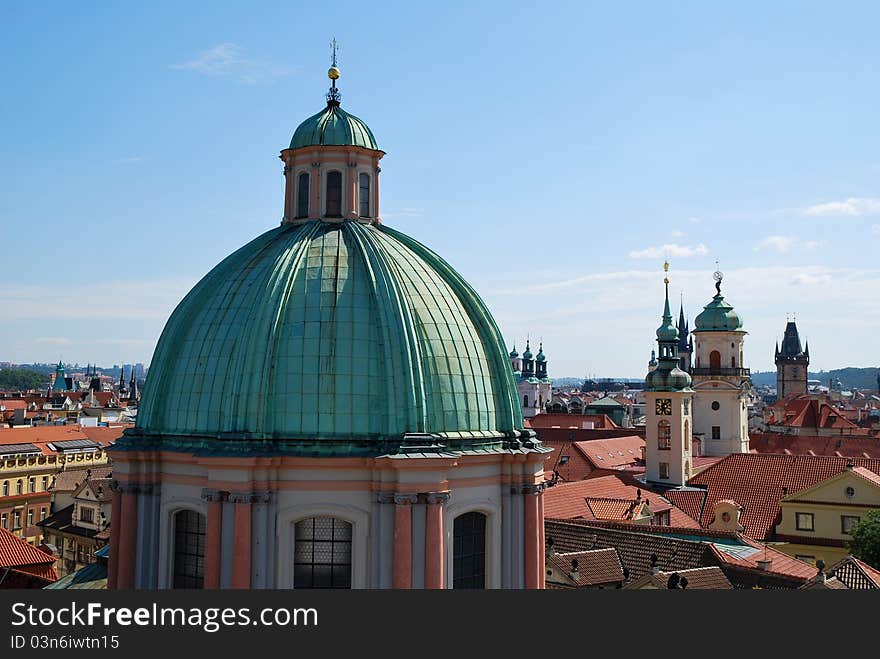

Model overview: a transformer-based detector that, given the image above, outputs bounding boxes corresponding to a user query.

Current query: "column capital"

[521,483,546,496]
[227,491,272,504]
[393,493,419,506]
[201,489,228,503]
[111,480,155,495]
[425,492,451,505]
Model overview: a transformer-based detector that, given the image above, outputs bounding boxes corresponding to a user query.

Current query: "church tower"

[691,268,750,456]
[644,263,694,487]
[775,320,809,399]
[677,301,692,372]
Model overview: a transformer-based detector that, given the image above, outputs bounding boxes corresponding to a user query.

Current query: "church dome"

[693,294,743,332]
[132,219,525,454]
[290,101,379,151]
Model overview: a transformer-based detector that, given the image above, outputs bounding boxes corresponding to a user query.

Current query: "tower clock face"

[655,398,672,415]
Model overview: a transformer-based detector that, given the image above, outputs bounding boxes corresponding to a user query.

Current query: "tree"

[0,367,47,391]
[848,508,880,569]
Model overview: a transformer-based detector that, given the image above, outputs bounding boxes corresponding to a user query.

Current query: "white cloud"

[789,272,832,286]
[171,43,292,84]
[0,278,197,321]
[671,229,685,238]
[755,236,823,253]
[804,197,880,217]
[34,337,72,345]
[629,243,708,259]
[383,208,424,218]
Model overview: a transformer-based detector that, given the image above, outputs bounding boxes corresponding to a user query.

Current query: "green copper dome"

[290,101,379,151]
[646,364,692,391]
[127,220,529,456]
[693,293,743,332]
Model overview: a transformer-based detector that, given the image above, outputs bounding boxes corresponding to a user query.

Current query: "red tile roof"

[547,548,625,587]
[750,432,880,458]
[772,396,867,433]
[687,453,880,539]
[665,489,707,523]
[544,474,702,528]
[654,566,733,589]
[0,425,126,454]
[541,435,645,481]
[585,497,647,521]
[708,536,818,580]
[0,526,57,581]
[527,413,620,430]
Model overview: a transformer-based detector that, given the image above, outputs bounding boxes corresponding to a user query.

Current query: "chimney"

[846,459,854,471]
[650,553,660,575]
[569,559,580,584]
[756,559,773,571]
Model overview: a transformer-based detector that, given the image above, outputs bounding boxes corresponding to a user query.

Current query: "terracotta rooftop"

[0,526,57,583]
[750,432,880,458]
[51,466,113,493]
[686,453,880,540]
[547,548,625,587]
[545,475,702,527]
[527,414,620,430]
[0,425,125,455]
[826,555,880,590]
[648,566,734,590]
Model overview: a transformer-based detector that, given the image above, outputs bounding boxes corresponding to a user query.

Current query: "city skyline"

[2,2,880,376]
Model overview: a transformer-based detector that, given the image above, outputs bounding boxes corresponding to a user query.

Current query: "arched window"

[523,394,529,407]
[172,510,206,589]
[325,171,342,217]
[16,480,22,495]
[358,173,370,217]
[731,355,736,368]
[658,420,671,449]
[684,420,690,450]
[1,481,7,496]
[709,350,721,369]
[294,516,352,589]
[453,512,486,589]
[296,172,310,218]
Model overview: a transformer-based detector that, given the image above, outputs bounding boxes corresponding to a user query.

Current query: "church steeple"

[646,263,691,393]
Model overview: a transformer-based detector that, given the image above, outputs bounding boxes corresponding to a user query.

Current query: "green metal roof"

[289,101,379,150]
[127,220,529,454]
[693,293,743,332]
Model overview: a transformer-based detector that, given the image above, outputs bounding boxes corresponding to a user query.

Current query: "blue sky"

[2,1,879,377]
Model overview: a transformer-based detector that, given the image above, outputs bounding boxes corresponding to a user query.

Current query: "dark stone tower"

[775,321,809,399]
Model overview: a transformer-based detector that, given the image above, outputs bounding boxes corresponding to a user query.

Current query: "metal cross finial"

[326,38,342,103]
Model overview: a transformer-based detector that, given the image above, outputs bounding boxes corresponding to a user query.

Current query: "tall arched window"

[684,420,690,450]
[1,481,7,496]
[731,355,736,367]
[325,171,342,217]
[453,512,486,589]
[658,420,671,449]
[709,350,721,369]
[294,516,352,589]
[16,480,22,495]
[523,394,529,407]
[358,173,370,217]
[172,510,206,589]
[296,172,310,218]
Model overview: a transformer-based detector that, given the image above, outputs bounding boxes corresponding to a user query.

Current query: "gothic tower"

[644,263,694,487]
[775,320,809,399]
[677,301,692,372]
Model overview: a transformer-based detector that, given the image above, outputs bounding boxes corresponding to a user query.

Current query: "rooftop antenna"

[327,37,341,104]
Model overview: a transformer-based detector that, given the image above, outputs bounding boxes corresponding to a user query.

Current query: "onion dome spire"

[646,261,691,392]
[509,344,519,358]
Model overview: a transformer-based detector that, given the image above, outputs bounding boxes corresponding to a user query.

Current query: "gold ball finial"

[328,66,340,80]
[663,260,670,284]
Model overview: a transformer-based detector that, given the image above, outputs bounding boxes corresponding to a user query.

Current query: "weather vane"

[327,37,341,104]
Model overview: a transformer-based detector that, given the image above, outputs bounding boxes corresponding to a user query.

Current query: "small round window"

[845,486,855,498]
[711,401,720,411]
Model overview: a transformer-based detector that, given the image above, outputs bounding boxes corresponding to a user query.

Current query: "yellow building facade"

[775,465,880,566]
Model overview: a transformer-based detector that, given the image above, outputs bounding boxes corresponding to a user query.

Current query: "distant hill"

[0,367,48,391]
[751,367,879,390]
